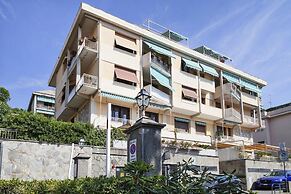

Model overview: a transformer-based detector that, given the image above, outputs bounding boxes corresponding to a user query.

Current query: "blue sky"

[0,0,290,109]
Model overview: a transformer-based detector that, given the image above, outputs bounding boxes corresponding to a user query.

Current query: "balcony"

[242,115,260,128]
[214,83,240,102]
[67,37,98,76]
[76,74,98,95]
[144,85,171,105]
[142,52,171,77]
[111,117,134,129]
[200,104,222,120]
[224,107,241,123]
[200,77,215,93]
[55,99,75,121]
[241,92,258,106]
[161,130,212,145]
[57,68,68,97]
[67,74,98,108]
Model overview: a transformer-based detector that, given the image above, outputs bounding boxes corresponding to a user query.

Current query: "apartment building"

[254,102,291,147]
[28,90,55,117]
[48,3,267,168]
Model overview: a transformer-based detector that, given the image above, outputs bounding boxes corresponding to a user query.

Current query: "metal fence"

[0,128,17,139]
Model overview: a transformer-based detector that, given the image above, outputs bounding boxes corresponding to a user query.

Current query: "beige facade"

[254,102,291,148]
[49,3,267,148]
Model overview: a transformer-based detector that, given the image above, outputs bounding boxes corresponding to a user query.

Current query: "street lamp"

[79,138,85,149]
[135,88,151,117]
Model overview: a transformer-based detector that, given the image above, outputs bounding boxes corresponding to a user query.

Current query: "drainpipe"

[257,95,262,128]
[191,68,202,118]
[220,70,225,119]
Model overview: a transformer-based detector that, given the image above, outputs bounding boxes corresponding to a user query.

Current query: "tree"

[0,87,10,120]
[0,87,10,103]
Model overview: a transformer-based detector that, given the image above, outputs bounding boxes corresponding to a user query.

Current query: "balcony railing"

[151,54,171,75]
[67,37,98,76]
[244,115,258,125]
[144,85,171,104]
[214,83,241,101]
[225,108,241,123]
[76,74,98,95]
[36,104,55,111]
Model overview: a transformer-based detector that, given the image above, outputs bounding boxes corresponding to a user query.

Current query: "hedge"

[0,109,126,146]
[0,160,252,194]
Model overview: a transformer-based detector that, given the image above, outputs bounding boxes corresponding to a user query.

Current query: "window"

[114,66,138,86]
[145,111,159,122]
[201,96,206,105]
[61,87,66,104]
[111,105,130,120]
[195,121,206,134]
[182,86,197,102]
[217,125,232,136]
[181,62,198,76]
[114,32,137,54]
[175,118,190,133]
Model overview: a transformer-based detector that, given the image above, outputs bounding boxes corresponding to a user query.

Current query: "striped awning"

[182,87,197,99]
[175,117,190,123]
[114,67,138,84]
[100,91,170,109]
[37,96,55,104]
[200,63,219,77]
[241,79,261,94]
[144,41,175,58]
[222,71,240,85]
[182,58,202,71]
[150,67,172,90]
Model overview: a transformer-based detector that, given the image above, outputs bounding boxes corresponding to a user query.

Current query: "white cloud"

[0,0,15,21]
[191,3,253,43]
[6,76,48,90]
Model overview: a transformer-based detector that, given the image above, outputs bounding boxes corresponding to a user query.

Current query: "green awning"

[182,58,202,71]
[101,91,135,103]
[222,71,240,85]
[162,30,188,42]
[241,79,261,94]
[37,96,55,104]
[150,67,172,90]
[101,91,170,109]
[36,109,55,115]
[195,121,206,126]
[144,41,175,58]
[199,63,219,77]
[175,117,190,123]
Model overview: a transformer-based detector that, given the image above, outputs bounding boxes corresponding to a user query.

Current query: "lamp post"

[135,88,151,117]
[126,88,165,176]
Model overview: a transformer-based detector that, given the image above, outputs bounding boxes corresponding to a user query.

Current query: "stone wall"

[0,140,127,180]
[220,159,291,190]
[0,139,219,180]
[163,147,219,174]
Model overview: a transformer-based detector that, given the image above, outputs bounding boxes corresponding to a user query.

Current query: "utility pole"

[106,103,112,177]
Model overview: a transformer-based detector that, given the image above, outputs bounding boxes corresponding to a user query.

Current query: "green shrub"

[0,109,126,146]
[0,160,249,194]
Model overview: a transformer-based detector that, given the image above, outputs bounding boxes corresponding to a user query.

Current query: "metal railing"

[151,54,171,74]
[0,128,17,139]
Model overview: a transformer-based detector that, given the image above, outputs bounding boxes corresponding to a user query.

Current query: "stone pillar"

[126,116,166,176]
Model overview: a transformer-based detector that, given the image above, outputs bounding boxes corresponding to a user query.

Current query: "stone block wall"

[0,140,127,180]
[220,159,291,190]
